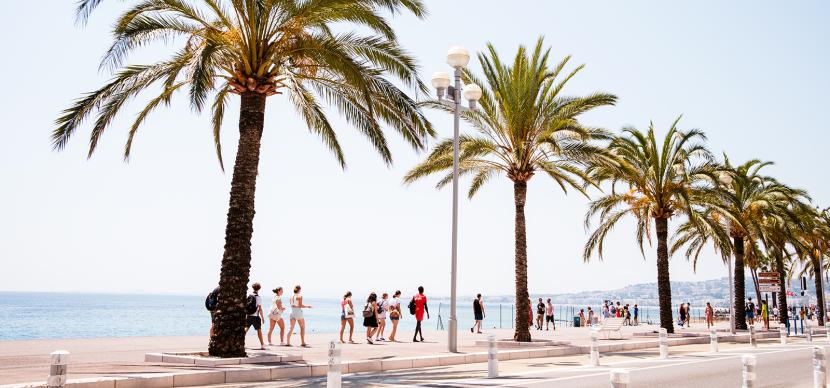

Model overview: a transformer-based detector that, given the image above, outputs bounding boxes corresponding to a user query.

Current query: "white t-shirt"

[249,294,262,316]
[377,299,388,319]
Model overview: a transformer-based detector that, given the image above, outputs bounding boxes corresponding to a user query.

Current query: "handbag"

[362,304,373,318]
[344,303,354,319]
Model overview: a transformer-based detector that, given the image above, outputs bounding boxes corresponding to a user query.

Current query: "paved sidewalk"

[0,321,802,387]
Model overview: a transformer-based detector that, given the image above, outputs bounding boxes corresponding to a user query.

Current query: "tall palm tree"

[793,205,830,325]
[756,206,804,324]
[54,0,432,357]
[583,118,712,334]
[404,38,616,342]
[672,159,805,330]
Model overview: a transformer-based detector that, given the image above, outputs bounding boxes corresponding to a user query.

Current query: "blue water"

[0,292,677,340]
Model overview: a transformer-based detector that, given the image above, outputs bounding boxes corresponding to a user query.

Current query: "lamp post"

[431,46,482,353]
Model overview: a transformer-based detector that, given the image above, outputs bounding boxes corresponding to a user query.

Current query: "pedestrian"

[545,298,554,330]
[244,282,266,350]
[286,285,312,347]
[362,292,379,344]
[267,287,286,346]
[761,300,769,331]
[471,294,485,334]
[375,293,388,342]
[615,302,622,318]
[746,297,756,326]
[623,305,631,326]
[603,302,610,319]
[609,302,616,317]
[411,286,429,342]
[685,302,692,327]
[705,302,714,329]
[633,304,639,326]
[339,291,355,344]
[388,290,402,342]
[578,309,585,327]
[536,298,545,330]
[527,299,534,328]
[205,286,220,337]
[678,303,686,328]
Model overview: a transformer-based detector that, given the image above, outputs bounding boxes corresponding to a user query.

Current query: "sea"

[0,292,685,341]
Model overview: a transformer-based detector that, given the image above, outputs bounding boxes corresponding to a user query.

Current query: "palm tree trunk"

[654,217,674,334]
[775,253,789,324]
[750,268,762,305]
[513,180,531,342]
[733,236,748,330]
[812,256,826,327]
[208,92,266,357]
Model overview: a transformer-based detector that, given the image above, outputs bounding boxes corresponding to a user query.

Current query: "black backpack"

[205,287,220,312]
[408,297,416,315]
[245,294,258,315]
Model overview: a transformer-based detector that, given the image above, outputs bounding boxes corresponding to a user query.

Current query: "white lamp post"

[431,46,481,353]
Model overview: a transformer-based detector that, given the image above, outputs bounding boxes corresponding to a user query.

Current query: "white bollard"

[327,341,341,388]
[487,334,499,378]
[590,329,600,366]
[709,329,718,353]
[659,328,668,359]
[47,351,69,388]
[780,326,788,345]
[742,354,756,388]
[807,321,814,342]
[749,325,757,348]
[813,346,826,388]
[610,369,629,388]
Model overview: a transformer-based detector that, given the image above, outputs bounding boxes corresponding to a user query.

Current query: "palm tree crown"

[54,0,433,168]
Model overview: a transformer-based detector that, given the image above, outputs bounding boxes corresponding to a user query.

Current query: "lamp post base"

[448,317,458,353]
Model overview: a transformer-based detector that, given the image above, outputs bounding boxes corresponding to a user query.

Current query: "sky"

[1,1,828,298]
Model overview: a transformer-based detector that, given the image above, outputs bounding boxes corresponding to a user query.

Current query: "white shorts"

[269,311,282,321]
[290,309,303,320]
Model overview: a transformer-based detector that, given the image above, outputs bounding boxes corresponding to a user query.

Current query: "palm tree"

[672,159,805,330]
[793,205,830,325]
[756,206,805,324]
[583,118,712,334]
[404,38,616,342]
[54,0,432,357]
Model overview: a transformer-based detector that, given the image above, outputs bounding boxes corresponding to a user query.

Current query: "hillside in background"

[466,277,822,308]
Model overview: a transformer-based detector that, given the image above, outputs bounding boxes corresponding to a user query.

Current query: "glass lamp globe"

[446,46,470,68]
[462,83,482,101]
[431,72,451,89]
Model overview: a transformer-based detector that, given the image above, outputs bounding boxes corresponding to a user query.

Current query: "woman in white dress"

[267,287,286,346]
[286,285,312,347]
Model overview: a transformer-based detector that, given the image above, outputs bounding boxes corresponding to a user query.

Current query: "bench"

[597,317,625,339]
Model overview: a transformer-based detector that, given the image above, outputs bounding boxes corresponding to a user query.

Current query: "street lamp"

[431,46,481,353]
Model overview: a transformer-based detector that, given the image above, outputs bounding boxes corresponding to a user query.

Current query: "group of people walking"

[338,287,429,344]
[206,283,432,349]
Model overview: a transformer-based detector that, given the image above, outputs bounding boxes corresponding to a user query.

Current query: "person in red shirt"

[412,286,429,342]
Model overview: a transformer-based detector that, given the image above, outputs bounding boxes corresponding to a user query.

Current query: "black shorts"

[546,315,554,322]
[246,315,262,331]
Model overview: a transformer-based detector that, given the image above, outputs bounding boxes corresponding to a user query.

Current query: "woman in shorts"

[388,290,402,342]
[267,287,286,346]
[286,285,312,347]
[339,291,355,343]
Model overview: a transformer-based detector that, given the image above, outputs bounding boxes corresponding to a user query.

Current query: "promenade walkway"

[0,321,792,387]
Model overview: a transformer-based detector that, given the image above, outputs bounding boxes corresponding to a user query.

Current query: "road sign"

[759,272,779,278]
[760,284,781,292]
[759,278,781,284]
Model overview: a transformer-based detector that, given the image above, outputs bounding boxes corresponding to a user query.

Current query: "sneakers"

[367,337,374,344]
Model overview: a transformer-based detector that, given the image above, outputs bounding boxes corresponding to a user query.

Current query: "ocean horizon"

[0,291,690,341]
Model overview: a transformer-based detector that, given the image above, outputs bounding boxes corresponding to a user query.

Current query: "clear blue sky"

[1,1,828,297]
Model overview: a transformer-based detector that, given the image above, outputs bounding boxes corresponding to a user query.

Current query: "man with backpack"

[205,286,220,337]
[245,282,266,350]
[409,286,429,342]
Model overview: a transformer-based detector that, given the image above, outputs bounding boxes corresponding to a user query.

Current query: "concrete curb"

[1,331,791,388]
